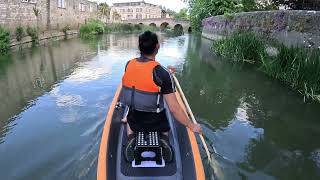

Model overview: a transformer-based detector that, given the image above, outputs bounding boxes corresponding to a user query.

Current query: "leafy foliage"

[80,20,105,38]
[99,3,110,17]
[174,8,189,20]
[62,25,71,39]
[26,26,38,44]
[189,0,243,32]
[242,0,258,11]
[270,0,320,10]
[0,26,10,54]
[15,26,25,42]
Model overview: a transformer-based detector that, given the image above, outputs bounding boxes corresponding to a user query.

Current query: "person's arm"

[164,93,202,133]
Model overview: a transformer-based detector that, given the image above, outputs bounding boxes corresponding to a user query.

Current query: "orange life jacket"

[120,59,164,113]
[122,59,160,92]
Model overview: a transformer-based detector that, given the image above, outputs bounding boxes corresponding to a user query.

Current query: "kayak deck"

[98,86,205,180]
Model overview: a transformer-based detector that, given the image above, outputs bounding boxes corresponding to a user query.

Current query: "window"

[79,3,86,12]
[21,0,36,3]
[58,0,65,8]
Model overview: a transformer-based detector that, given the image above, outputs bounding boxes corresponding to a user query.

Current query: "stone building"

[110,1,166,21]
[0,0,98,31]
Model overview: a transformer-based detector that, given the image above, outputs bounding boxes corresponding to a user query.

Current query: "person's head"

[138,31,159,57]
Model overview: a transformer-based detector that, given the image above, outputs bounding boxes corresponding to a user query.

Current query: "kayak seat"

[134,131,163,166]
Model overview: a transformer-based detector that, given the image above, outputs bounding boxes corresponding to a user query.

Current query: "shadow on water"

[177,35,320,180]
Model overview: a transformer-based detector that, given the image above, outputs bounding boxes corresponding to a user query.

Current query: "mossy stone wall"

[202,10,320,48]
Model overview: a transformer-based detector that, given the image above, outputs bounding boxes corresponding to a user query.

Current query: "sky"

[92,0,188,12]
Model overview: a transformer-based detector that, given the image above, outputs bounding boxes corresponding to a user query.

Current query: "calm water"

[0,34,320,180]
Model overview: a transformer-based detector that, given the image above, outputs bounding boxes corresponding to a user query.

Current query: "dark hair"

[139,31,158,55]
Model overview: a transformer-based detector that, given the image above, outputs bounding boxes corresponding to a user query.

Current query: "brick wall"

[0,0,97,31]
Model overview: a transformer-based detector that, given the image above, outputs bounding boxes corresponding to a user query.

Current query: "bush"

[62,25,71,39]
[94,23,104,34]
[26,26,38,44]
[80,20,105,38]
[15,26,25,42]
[0,26,10,54]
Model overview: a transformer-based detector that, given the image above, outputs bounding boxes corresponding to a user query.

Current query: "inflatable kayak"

[97,83,205,180]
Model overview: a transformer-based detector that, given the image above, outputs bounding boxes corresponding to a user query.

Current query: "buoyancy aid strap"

[130,86,135,109]
[156,87,161,113]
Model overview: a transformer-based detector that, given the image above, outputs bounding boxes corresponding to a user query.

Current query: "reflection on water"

[0,34,187,180]
[0,39,97,144]
[0,33,320,180]
[178,35,320,179]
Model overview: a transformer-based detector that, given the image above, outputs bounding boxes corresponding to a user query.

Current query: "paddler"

[120,31,202,162]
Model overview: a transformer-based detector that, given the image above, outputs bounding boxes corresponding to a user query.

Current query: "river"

[0,34,320,180]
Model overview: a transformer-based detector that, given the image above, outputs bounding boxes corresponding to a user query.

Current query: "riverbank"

[79,20,184,38]
[10,30,79,49]
[212,32,320,102]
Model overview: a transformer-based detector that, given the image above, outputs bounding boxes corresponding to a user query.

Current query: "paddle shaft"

[172,74,212,163]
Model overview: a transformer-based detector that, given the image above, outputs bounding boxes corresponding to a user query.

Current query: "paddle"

[172,74,212,163]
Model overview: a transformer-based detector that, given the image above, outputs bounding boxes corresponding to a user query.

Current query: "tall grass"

[213,32,266,64]
[213,32,320,102]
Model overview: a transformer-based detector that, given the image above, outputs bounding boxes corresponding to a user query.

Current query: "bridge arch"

[149,23,156,27]
[174,24,183,31]
[188,27,192,33]
[119,18,190,32]
[160,22,169,30]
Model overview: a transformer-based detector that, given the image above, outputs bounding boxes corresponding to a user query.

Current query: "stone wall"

[50,0,98,30]
[0,0,98,31]
[202,10,320,48]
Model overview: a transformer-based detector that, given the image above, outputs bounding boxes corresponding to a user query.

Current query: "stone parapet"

[202,10,320,48]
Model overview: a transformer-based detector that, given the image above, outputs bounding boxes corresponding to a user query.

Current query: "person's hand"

[167,65,176,74]
[188,123,202,134]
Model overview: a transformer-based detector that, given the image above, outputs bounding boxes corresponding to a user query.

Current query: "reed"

[212,32,320,102]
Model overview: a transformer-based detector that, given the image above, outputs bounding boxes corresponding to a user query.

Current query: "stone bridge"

[121,18,191,32]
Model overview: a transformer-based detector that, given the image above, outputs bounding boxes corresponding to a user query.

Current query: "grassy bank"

[212,32,320,102]
[79,20,160,38]
[79,20,185,38]
[105,23,158,33]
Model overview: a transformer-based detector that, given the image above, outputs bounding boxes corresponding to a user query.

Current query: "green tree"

[174,8,189,20]
[271,0,320,10]
[242,0,257,11]
[189,0,243,32]
[99,3,110,18]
